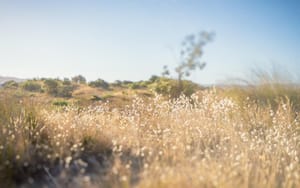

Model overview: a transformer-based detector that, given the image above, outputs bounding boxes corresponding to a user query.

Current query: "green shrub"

[21,81,42,92]
[149,77,199,97]
[129,82,142,89]
[57,85,75,98]
[88,79,109,89]
[181,80,200,96]
[111,80,123,87]
[2,80,19,89]
[129,81,149,89]
[43,79,75,98]
[44,79,59,95]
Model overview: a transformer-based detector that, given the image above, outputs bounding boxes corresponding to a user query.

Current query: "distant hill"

[0,76,26,86]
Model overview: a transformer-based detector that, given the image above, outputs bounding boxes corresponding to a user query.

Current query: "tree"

[163,31,214,96]
[72,75,86,84]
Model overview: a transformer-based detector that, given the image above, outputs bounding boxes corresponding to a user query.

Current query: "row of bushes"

[2,75,203,98]
[109,75,201,97]
[3,79,75,98]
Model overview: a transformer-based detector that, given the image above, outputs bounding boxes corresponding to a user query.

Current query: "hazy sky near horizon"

[0,0,300,84]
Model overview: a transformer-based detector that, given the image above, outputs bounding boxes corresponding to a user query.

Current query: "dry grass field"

[0,83,299,188]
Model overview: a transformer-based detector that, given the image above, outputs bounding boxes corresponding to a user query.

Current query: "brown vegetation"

[0,81,299,187]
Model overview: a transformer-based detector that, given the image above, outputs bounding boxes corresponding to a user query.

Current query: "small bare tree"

[163,31,214,96]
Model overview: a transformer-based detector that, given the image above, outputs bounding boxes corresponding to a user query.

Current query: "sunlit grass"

[0,86,299,187]
[222,67,300,112]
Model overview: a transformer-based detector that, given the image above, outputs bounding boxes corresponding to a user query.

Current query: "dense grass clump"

[222,68,300,112]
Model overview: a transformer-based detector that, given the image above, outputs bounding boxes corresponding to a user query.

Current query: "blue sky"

[0,0,299,84]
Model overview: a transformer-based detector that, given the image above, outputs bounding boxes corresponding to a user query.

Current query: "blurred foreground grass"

[0,73,299,188]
